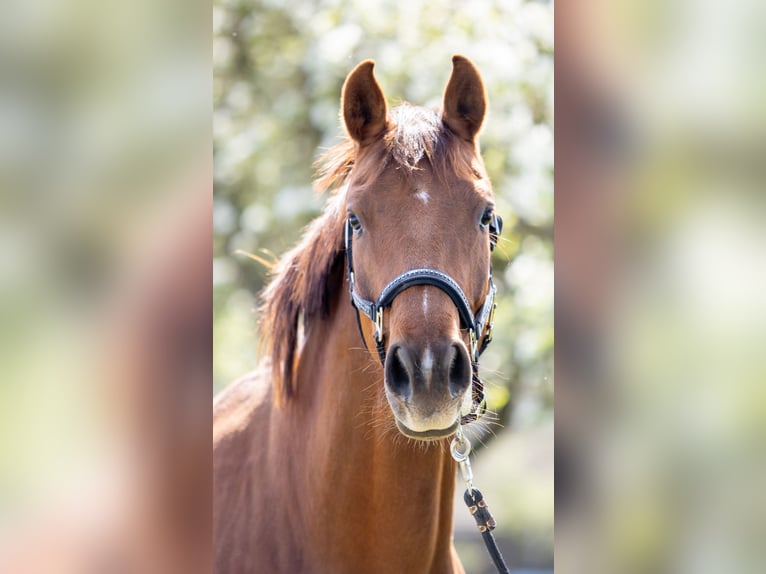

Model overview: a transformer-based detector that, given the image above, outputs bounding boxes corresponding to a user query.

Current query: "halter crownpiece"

[344,214,502,425]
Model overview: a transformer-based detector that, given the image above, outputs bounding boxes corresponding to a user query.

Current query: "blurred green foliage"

[214,0,553,430]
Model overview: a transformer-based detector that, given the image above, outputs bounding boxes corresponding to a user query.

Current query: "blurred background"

[556,0,766,573]
[214,0,553,572]
[0,0,211,572]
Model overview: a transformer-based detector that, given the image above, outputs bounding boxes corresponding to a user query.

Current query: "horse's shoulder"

[213,365,272,448]
[213,367,280,571]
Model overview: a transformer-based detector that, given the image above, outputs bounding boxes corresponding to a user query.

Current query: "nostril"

[448,343,471,399]
[385,345,412,401]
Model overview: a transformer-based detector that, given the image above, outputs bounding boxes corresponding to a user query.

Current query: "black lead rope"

[452,431,512,574]
[464,489,511,574]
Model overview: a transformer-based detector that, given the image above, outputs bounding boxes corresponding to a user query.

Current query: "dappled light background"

[0,0,210,573]
[214,0,553,571]
[556,0,766,572]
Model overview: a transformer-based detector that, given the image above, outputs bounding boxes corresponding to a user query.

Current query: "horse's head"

[341,56,497,441]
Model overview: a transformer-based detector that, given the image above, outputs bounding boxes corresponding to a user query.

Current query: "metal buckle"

[374,307,383,342]
[450,427,474,495]
[469,329,478,362]
[485,302,496,344]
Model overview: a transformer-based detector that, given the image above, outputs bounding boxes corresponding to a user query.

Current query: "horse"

[214,55,502,574]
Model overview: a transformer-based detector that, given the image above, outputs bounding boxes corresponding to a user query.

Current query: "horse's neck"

[284,294,459,571]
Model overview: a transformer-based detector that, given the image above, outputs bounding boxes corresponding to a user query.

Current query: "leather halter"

[344,214,502,424]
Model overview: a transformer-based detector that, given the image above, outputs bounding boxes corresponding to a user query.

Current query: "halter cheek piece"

[344,214,502,425]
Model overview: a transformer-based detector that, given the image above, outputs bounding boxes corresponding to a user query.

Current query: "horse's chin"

[384,387,464,441]
[394,418,459,441]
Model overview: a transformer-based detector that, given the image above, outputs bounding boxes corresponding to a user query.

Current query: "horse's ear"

[342,60,388,146]
[442,55,487,142]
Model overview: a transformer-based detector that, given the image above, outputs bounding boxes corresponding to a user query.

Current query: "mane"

[315,104,482,192]
[260,104,481,403]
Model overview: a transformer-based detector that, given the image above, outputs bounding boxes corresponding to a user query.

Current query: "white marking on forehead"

[414,189,430,205]
[422,289,429,316]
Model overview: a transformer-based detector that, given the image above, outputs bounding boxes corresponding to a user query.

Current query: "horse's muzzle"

[383,340,472,438]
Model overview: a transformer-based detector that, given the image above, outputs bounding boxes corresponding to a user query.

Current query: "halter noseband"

[344,214,502,424]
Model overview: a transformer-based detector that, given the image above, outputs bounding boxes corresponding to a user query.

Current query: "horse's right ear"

[442,55,487,142]
[342,60,388,146]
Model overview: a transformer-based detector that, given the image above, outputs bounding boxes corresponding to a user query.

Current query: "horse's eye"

[348,213,362,233]
[479,208,493,228]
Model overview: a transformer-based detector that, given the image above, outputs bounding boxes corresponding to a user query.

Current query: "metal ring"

[450,433,471,462]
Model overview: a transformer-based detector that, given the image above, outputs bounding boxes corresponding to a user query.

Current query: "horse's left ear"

[342,60,388,146]
[442,55,487,142]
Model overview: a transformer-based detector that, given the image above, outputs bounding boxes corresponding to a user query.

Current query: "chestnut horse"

[214,55,500,574]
